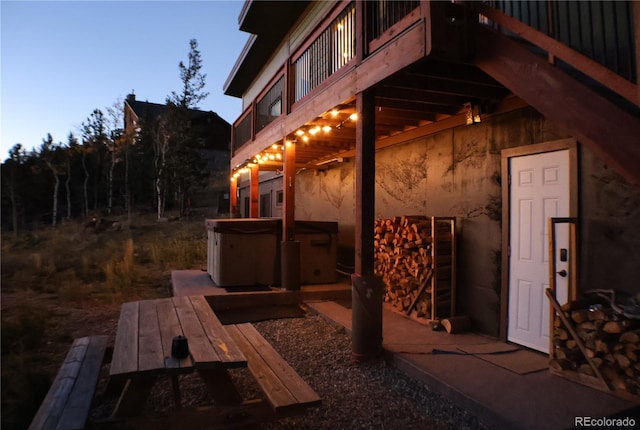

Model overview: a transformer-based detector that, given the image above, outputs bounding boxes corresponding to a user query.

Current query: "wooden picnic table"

[109,295,247,417]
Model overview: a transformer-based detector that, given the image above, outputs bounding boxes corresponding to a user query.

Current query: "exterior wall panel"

[293,108,640,337]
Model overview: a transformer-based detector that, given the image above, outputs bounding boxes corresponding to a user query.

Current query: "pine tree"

[155,38,210,219]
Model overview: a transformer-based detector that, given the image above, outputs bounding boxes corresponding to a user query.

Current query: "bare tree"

[40,134,63,228]
[5,144,26,237]
[105,97,125,215]
[154,115,171,219]
[64,133,79,220]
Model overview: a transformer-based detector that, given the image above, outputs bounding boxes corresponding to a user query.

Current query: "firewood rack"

[405,217,457,320]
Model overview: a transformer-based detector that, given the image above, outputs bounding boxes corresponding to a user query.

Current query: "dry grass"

[0,213,209,430]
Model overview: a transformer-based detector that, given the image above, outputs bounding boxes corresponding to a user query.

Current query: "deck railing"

[365,0,420,43]
[233,112,252,153]
[232,0,427,154]
[292,3,356,103]
[256,76,284,132]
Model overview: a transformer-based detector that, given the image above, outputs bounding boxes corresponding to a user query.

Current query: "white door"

[508,150,570,353]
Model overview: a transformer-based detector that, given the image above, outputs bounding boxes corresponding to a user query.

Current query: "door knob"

[557,270,567,277]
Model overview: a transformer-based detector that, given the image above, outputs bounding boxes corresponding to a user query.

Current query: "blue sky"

[1,0,249,160]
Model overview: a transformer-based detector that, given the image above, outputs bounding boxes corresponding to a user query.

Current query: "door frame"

[499,138,579,341]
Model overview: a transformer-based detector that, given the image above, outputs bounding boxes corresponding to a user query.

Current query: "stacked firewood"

[551,298,640,397]
[374,216,433,318]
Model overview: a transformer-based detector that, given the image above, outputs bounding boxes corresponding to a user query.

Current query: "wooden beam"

[410,59,505,87]
[635,1,640,103]
[386,73,509,101]
[230,178,238,217]
[475,26,640,186]
[282,139,296,241]
[354,89,376,275]
[250,164,259,218]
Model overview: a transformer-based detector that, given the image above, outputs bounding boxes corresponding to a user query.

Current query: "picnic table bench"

[226,323,321,416]
[28,335,108,430]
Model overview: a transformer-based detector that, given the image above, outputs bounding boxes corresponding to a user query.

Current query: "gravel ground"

[253,312,489,429]
[94,311,490,429]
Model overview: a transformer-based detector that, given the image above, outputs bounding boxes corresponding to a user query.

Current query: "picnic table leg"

[112,375,156,418]
[198,369,244,406]
[171,375,182,410]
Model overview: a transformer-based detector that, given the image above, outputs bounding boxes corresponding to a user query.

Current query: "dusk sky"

[1,0,250,160]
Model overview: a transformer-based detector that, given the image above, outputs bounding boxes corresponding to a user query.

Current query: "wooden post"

[635,1,640,105]
[354,90,376,276]
[229,177,238,218]
[250,164,259,218]
[283,140,296,241]
[281,139,300,290]
[351,88,382,362]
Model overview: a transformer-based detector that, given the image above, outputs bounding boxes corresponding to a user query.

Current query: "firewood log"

[441,316,471,334]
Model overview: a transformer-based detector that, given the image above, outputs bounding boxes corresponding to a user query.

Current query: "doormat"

[457,344,548,375]
[216,305,306,325]
[224,285,272,293]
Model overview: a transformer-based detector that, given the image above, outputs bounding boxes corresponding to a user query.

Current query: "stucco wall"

[294,107,640,337]
[580,148,640,294]
[233,107,640,336]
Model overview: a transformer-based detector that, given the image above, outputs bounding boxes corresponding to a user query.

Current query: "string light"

[230,105,358,182]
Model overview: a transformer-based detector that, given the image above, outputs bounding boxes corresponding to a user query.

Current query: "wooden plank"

[405,270,432,315]
[475,26,640,186]
[28,337,108,430]
[137,300,165,373]
[156,298,192,371]
[236,323,320,406]
[225,325,297,412]
[112,376,156,418]
[172,296,218,365]
[476,3,638,107]
[189,296,246,368]
[110,301,139,377]
[197,369,244,406]
[28,338,89,430]
[56,335,108,430]
[227,323,320,413]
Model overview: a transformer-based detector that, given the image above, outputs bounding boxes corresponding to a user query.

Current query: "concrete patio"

[172,270,639,429]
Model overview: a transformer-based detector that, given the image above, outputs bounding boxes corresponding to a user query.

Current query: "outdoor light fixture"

[465,102,482,125]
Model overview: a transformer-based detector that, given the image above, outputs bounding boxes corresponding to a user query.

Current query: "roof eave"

[223,0,310,98]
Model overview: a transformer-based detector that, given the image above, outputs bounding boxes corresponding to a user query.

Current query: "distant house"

[123,93,231,215]
[223,0,640,354]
